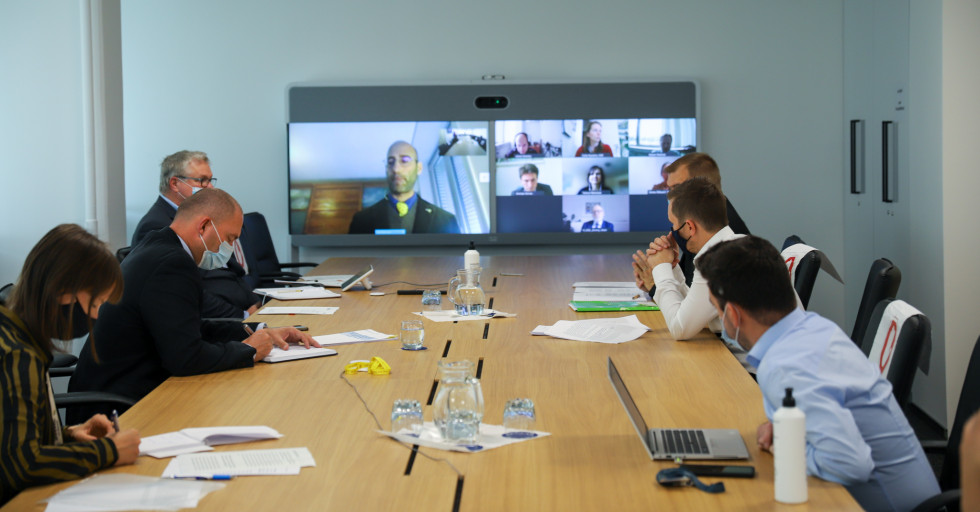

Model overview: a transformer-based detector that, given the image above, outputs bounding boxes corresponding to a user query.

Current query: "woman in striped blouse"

[1,224,140,505]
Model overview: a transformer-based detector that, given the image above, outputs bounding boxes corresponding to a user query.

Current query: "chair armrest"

[278,262,317,269]
[920,439,947,454]
[54,392,136,408]
[911,489,960,512]
[49,367,75,378]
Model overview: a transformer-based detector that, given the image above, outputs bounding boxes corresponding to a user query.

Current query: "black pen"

[111,409,120,433]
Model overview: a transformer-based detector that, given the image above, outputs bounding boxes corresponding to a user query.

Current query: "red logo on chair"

[785,257,796,275]
[879,320,898,372]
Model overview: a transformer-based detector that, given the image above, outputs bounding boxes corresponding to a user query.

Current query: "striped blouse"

[1,306,117,505]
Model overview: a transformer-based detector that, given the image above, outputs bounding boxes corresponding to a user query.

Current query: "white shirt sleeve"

[652,263,719,340]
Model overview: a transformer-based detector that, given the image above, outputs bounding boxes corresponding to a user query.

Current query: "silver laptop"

[607,357,749,460]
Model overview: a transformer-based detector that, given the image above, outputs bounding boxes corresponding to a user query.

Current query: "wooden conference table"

[7,255,858,511]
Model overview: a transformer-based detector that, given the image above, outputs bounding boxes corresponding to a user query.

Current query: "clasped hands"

[632,233,680,292]
[244,326,321,362]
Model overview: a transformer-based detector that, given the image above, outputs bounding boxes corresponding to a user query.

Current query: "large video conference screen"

[287,82,698,247]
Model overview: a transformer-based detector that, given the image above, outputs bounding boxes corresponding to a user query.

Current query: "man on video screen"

[348,141,460,234]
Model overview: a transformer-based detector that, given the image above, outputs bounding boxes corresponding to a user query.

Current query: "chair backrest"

[850,258,901,349]
[0,283,12,306]
[780,235,822,309]
[240,212,281,279]
[115,246,132,263]
[861,299,929,410]
[940,333,980,491]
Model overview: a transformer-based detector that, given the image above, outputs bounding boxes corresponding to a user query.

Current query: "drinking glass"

[391,399,423,434]
[401,319,424,350]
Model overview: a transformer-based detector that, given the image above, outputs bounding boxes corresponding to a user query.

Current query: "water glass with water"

[401,319,424,350]
[421,289,442,310]
[503,398,536,432]
[391,399,423,434]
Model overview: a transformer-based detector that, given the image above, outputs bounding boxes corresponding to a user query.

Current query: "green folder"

[568,301,659,312]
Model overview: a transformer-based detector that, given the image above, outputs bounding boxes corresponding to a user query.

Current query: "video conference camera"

[475,96,508,109]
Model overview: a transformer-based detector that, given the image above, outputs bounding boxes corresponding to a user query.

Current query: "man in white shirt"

[633,177,741,340]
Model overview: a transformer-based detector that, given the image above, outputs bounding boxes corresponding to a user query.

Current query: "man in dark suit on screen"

[348,141,460,234]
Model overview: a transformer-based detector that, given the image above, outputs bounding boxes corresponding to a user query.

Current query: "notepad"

[139,426,283,458]
[262,346,337,363]
[569,301,659,312]
[312,329,395,347]
[254,286,340,300]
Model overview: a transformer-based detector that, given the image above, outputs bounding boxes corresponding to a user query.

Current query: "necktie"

[396,202,409,217]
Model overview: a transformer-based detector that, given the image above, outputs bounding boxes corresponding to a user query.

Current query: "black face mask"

[59,302,92,340]
[672,224,692,258]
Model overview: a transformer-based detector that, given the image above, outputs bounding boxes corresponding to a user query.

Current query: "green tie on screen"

[396,202,409,217]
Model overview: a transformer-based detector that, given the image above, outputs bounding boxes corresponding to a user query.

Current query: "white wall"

[942,0,980,427]
[0,2,87,285]
[908,0,947,427]
[119,0,847,324]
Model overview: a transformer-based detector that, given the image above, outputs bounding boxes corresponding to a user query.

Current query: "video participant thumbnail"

[561,157,629,195]
[495,120,566,160]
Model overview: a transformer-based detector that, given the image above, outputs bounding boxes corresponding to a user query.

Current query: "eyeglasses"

[386,155,416,167]
[177,176,216,187]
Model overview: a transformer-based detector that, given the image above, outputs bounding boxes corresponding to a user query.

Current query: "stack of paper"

[312,329,395,347]
[379,423,549,453]
[568,301,658,312]
[296,275,352,287]
[414,309,516,322]
[263,346,337,363]
[255,306,338,315]
[531,315,650,344]
[571,281,646,302]
[45,474,225,512]
[254,287,340,300]
[162,447,316,478]
[140,426,283,458]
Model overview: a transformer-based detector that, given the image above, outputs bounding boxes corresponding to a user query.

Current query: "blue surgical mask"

[719,303,742,351]
[198,220,234,270]
[175,178,202,199]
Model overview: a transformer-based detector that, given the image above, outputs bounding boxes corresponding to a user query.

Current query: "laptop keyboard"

[661,429,709,455]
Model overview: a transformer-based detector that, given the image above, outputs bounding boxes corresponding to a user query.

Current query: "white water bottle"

[773,387,807,504]
[464,241,480,272]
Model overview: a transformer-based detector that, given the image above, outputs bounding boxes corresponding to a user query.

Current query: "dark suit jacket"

[132,196,257,318]
[67,228,255,423]
[348,196,460,234]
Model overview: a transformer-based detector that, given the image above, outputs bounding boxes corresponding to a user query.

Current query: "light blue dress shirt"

[747,309,938,511]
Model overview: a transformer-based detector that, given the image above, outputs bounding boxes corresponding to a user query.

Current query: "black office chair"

[115,246,132,263]
[851,258,902,353]
[0,283,12,306]
[859,299,929,410]
[781,235,822,309]
[239,212,316,289]
[911,333,980,512]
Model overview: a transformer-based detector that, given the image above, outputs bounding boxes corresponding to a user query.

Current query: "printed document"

[253,287,340,300]
[255,306,338,315]
[140,426,283,458]
[163,447,315,478]
[532,315,650,344]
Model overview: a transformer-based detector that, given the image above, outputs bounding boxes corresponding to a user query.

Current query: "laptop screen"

[607,357,652,455]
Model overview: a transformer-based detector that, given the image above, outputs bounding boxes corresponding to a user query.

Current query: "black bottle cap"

[782,387,796,407]
[469,241,476,250]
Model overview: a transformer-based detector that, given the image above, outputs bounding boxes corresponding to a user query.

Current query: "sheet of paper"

[262,346,337,363]
[413,309,516,323]
[312,329,395,347]
[572,281,639,288]
[161,459,301,478]
[379,422,549,453]
[140,426,283,458]
[167,447,315,478]
[44,474,225,512]
[255,306,338,315]
[571,287,645,302]
[531,315,650,344]
[297,275,352,287]
[253,287,340,300]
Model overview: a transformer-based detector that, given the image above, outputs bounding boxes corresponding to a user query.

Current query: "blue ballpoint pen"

[171,475,234,480]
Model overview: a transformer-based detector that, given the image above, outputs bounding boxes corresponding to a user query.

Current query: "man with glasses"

[348,141,460,234]
[132,150,258,319]
[633,177,743,341]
